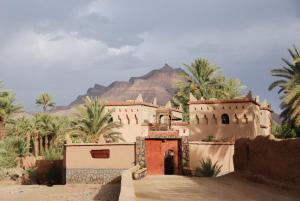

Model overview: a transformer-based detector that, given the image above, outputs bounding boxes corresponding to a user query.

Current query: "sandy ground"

[0,183,120,201]
[134,174,300,201]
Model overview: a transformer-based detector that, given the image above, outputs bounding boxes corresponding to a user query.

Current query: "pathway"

[133,174,300,201]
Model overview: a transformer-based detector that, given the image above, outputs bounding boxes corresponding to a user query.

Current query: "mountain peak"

[62,64,185,109]
[161,63,173,71]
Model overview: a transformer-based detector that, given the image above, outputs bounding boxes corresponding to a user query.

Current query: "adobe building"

[64,93,272,183]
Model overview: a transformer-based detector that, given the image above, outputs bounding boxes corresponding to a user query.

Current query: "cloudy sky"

[1,0,300,112]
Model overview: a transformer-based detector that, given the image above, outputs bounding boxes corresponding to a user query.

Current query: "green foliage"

[71,96,123,143]
[272,123,297,139]
[0,138,18,168]
[0,83,22,122]
[42,148,63,160]
[195,158,222,177]
[269,45,300,127]
[35,93,55,112]
[173,58,244,121]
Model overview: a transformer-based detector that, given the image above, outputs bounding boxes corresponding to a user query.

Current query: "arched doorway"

[164,149,175,175]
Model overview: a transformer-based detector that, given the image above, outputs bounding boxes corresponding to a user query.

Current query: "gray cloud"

[1,0,300,111]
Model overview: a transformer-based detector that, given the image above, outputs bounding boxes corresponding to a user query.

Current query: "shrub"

[195,158,222,177]
[42,148,63,160]
[0,138,18,168]
[272,123,297,139]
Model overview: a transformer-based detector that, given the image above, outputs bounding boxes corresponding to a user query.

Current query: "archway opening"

[164,149,175,175]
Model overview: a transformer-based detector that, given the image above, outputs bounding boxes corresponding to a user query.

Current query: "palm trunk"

[25,133,31,154]
[45,133,48,150]
[39,136,43,155]
[33,133,39,156]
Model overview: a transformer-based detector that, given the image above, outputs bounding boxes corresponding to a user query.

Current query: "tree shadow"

[93,178,121,201]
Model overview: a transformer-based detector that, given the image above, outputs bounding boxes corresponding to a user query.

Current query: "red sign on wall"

[90,149,110,158]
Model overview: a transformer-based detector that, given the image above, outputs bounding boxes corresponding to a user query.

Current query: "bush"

[272,123,297,139]
[0,138,18,168]
[42,148,63,160]
[195,158,222,177]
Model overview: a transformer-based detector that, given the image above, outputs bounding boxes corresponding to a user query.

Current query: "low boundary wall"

[118,166,139,201]
[189,141,234,175]
[64,143,135,184]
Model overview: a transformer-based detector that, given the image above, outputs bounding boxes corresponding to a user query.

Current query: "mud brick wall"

[234,135,300,184]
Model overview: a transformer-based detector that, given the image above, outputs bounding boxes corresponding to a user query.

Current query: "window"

[221,114,230,124]
[135,114,139,124]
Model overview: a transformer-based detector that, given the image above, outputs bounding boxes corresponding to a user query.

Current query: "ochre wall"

[106,105,157,142]
[234,136,300,184]
[65,143,135,169]
[189,142,234,175]
[188,101,271,141]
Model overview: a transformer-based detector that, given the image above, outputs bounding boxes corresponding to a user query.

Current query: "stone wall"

[66,168,124,184]
[234,135,300,184]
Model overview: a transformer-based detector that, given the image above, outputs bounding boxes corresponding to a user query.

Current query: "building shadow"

[93,179,121,201]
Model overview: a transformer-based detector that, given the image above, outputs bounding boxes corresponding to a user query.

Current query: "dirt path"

[134,174,300,201]
[0,183,120,201]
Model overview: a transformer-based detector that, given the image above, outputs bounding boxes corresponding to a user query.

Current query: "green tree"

[173,58,243,121]
[71,96,123,143]
[269,45,300,127]
[35,93,56,112]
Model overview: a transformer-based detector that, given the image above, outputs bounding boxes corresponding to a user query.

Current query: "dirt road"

[134,174,300,201]
[0,183,120,201]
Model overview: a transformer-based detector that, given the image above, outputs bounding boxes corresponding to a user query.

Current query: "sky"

[1,0,300,112]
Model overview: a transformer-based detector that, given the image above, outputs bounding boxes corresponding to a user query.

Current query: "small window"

[135,114,138,124]
[221,114,230,124]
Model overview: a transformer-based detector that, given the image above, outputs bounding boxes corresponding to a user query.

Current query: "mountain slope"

[66,64,184,108]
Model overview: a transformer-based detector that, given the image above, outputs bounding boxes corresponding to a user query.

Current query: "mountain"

[57,64,185,110]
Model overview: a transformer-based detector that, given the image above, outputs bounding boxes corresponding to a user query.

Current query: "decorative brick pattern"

[66,168,124,184]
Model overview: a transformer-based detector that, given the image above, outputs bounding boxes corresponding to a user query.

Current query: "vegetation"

[35,93,56,112]
[42,148,63,160]
[272,123,298,139]
[0,137,30,168]
[0,81,22,124]
[269,45,300,130]
[195,158,222,177]
[173,58,243,120]
[71,96,123,143]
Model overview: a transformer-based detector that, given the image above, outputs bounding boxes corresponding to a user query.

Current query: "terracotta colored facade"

[103,93,272,142]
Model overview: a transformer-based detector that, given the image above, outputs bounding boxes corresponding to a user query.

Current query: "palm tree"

[35,93,55,112]
[0,84,22,139]
[182,58,225,99]
[72,96,123,143]
[173,58,243,121]
[269,45,300,126]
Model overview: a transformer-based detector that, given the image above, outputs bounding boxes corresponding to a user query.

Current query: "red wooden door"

[146,140,164,175]
[146,139,179,175]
